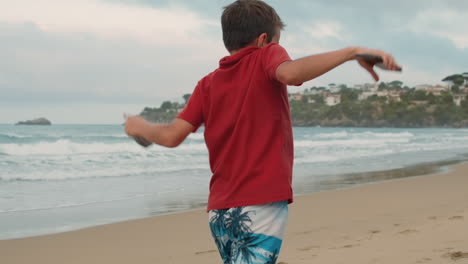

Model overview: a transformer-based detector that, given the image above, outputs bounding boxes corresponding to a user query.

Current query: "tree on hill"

[339,87,359,102]
[442,74,465,86]
[389,80,403,89]
[452,85,461,94]
[378,82,387,90]
[160,101,174,111]
[183,94,191,105]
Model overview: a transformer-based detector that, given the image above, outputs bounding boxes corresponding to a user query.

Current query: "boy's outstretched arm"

[276,47,400,85]
[125,116,194,148]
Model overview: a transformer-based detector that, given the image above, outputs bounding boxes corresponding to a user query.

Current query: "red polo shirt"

[178,43,295,211]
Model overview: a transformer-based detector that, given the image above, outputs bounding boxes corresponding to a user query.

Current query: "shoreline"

[1,157,467,241]
[294,156,467,197]
[1,162,468,263]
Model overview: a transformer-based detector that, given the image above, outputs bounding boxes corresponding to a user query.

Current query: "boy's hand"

[352,47,401,81]
[124,115,148,138]
[124,115,193,148]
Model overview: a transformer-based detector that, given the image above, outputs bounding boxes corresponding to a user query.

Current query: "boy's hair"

[221,0,285,52]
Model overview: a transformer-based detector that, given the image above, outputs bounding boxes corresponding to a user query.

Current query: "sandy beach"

[1,163,467,264]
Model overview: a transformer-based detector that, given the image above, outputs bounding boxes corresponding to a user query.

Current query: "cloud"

[301,21,346,41]
[1,0,219,45]
[1,0,467,123]
[0,3,226,105]
[407,8,468,49]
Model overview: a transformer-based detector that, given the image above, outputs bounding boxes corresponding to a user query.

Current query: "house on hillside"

[388,90,402,102]
[354,83,378,92]
[415,84,432,91]
[377,90,389,97]
[328,83,341,93]
[289,93,303,101]
[434,84,449,91]
[325,94,341,106]
[358,91,375,101]
[429,85,449,95]
[415,84,449,96]
[304,87,327,95]
[453,94,466,106]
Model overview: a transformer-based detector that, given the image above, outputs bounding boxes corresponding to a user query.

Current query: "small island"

[15,118,52,126]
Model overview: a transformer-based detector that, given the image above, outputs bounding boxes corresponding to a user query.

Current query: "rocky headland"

[15,118,52,126]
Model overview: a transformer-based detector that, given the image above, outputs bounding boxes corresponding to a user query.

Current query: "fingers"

[368,68,379,82]
[381,54,401,71]
[124,116,137,136]
[355,47,402,72]
[124,116,147,137]
[358,59,380,81]
[365,64,379,82]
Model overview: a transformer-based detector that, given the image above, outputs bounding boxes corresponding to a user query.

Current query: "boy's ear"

[255,33,269,48]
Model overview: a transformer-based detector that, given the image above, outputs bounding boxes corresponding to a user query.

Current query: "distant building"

[415,84,433,91]
[304,88,322,95]
[289,93,303,101]
[453,94,466,106]
[354,83,378,92]
[388,90,402,102]
[428,85,449,95]
[358,91,375,101]
[434,84,449,91]
[414,84,449,95]
[325,94,341,106]
[328,83,341,93]
[377,90,389,97]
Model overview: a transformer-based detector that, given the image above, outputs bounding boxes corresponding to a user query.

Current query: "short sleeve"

[177,81,204,132]
[263,43,292,82]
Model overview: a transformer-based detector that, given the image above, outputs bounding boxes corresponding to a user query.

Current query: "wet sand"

[1,162,467,264]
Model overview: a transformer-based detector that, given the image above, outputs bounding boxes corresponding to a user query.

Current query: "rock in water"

[15,118,52,126]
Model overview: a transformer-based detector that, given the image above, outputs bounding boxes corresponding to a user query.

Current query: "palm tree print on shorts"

[209,203,285,264]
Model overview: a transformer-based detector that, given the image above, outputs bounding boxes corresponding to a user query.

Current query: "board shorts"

[208,201,289,264]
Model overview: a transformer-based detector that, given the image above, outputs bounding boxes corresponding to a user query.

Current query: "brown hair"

[221,0,285,51]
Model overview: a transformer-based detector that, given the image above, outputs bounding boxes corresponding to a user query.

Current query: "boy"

[125,0,400,263]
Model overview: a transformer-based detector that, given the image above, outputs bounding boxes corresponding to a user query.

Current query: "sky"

[1,0,467,124]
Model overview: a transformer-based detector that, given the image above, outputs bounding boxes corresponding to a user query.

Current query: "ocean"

[1,124,468,239]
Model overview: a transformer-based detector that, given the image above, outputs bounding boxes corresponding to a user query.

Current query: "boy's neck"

[229,43,264,56]
[228,31,279,56]
[229,45,254,56]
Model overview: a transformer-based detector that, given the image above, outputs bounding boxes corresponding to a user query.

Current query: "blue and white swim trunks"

[209,201,289,264]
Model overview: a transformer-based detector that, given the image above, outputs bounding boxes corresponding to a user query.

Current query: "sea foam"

[0,139,207,156]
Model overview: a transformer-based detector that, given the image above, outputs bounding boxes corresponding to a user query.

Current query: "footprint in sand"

[342,244,360,249]
[434,247,454,253]
[448,216,464,220]
[443,251,468,260]
[295,230,313,235]
[297,245,320,251]
[428,216,437,220]
[416,257,432,263]
[194,249,217,255]
[367,230,381,239]
[398,229,418,235]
